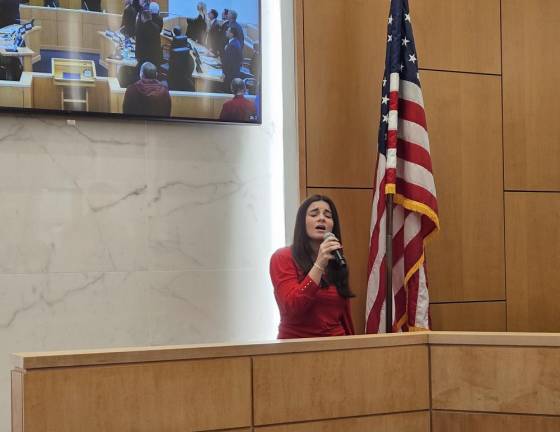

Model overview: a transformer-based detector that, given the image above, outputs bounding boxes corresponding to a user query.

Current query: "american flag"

[365,0,440,333]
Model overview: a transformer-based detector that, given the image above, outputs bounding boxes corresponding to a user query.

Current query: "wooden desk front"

[19,5,122,52]
[12,332,560,432]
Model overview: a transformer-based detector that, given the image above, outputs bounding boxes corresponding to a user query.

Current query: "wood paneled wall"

[20,6,123,52]
[430,337,560,431]
[296,0,560,332]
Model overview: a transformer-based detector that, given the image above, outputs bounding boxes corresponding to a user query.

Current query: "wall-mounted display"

[0,0,261,124]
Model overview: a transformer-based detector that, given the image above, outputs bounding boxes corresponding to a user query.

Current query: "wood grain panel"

[102,0,124,13]
[503,0,560,190]
[304,0,387,187]
[20,4,35,17]
[432,411,560,432]
[257,411,429,432]
[21,6,57,21]
[421,71,504,302]
[88,79,109,113]
[0,86,24,108]
[253,345,429,425]
[428,332,560,347]
[32,76,60,111]
[505,193,560,332]
[430,301,506,331]
[14,333,427,369]
[431,345,560,414]
[307,188,372,334]
[82,23,106,52]
[56,9,83,50]
[11,370,23,432]
[34,18,57,49]
[23,358,251,432]
[413,0,501,74]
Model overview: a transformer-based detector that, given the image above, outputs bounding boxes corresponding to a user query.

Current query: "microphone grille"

[323,231,335,240]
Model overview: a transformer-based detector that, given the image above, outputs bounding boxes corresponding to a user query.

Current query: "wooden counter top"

[13,331,560,370]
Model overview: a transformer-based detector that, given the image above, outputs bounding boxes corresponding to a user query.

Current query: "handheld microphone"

[323,232,347,268]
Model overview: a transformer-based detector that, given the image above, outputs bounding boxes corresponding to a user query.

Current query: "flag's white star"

[408,53,417,63]
[387,34,393,43]
[381,95,389,105]
[402,37,410,47]
[400,63,405,71]
[388,15,393,25]
[405,13,411,22]
[382,114,389,123]
[382,77,387,87]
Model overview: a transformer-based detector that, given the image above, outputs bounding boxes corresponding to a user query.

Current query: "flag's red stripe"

[421,213,436,239]
[366,255,386,333]
[389,90,399,111]
[367,173,387,275]
[397,139,433,173]
[399,99,427,130]
[394,286,407,331]
[404,232,424,272]
[396,178,438,213]
[388,130,398,149]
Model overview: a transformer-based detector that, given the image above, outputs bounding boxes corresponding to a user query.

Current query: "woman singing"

[270,195,355,339]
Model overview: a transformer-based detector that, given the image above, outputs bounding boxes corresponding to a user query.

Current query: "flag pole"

[385,193,394,333]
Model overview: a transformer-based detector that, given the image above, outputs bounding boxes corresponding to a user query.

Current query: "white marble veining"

[0,116,149,273]
[145,122,273,271]
[0,1,293,430]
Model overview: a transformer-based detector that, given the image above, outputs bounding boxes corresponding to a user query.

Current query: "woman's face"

[305,200,334,242]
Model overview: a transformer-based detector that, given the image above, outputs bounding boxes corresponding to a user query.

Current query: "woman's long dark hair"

[291,195,354,298]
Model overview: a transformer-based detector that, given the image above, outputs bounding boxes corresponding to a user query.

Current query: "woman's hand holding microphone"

[314,234,343,271]
[307,233,343,288]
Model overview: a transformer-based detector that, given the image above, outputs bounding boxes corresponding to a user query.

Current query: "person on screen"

[219,8,229,34]
[135,2,164,69]
[225,9,244,49]
[170,26,191,50]
[270,195,355,339]
[219,78,256,122]
[121,0,139,37]
[206,8,224,56]
[221,26,242,93]
[168,46,195,92]
[123,62,171,117]
[0,0,20,29]
[186,1,207,44]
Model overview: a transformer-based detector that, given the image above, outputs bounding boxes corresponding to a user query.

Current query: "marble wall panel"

[0,2,293,431]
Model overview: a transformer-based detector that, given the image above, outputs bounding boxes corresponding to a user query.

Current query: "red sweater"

[123,79,171,117]
[270,247,355,339]
[219,95,256,122]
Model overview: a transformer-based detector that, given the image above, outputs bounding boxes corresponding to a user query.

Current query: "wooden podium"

[11,332,560,432]
[52,58,96,111]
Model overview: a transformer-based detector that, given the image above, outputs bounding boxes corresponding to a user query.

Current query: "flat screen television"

[0,0,261,124]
